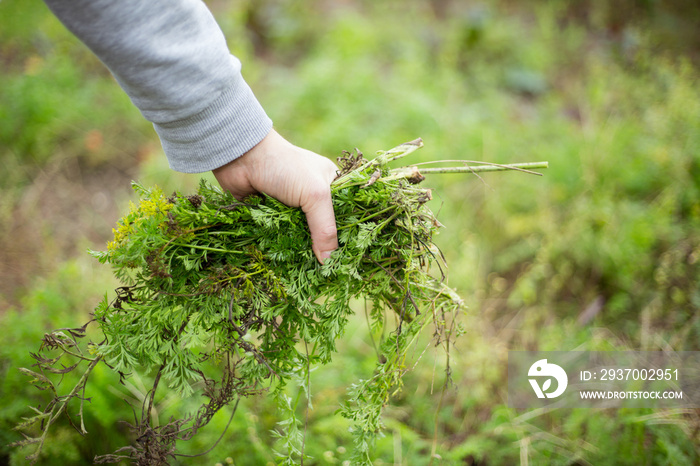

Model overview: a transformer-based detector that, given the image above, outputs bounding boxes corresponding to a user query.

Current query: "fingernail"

[320,250,333,263]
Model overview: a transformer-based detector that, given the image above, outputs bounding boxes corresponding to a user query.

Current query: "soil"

[0,154,138,311]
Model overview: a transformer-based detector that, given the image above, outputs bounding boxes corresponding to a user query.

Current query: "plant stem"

[384,138,424,163]
[28,356,103,462]
[391,161,548,177]
[336,207,397,230]
[169,243,243,254]
[332,138,425,188]
[420,161,548,174]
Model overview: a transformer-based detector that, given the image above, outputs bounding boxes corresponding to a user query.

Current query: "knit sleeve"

[43,0,273,173]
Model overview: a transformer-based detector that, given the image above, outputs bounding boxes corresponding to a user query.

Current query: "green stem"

[336,207,396,230]
[400,161,549,175]
[169,243,243,254]
[423,161,548,174]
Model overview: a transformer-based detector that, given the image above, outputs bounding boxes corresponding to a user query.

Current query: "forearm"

[43,0,272,173]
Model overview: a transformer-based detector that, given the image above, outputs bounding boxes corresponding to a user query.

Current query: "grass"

[1,0,699,464]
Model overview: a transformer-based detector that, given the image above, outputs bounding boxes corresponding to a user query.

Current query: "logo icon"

[528,359,568,398]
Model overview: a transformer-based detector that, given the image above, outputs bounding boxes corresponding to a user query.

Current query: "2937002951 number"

[600,368,678,381]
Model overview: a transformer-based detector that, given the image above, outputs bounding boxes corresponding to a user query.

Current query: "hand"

[212,129,339,263]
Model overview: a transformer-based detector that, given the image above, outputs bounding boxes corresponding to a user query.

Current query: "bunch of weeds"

[12,139,545,464]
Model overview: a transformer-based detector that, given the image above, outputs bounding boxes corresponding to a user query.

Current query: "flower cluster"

[106,187,173,253]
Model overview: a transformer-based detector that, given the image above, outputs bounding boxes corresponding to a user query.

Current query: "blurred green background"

[1,0,699,464]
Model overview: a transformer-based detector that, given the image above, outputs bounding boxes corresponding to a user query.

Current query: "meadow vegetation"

[1,0,699,464]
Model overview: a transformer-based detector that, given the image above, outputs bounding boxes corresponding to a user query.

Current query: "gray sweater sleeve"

[43,0,273,173]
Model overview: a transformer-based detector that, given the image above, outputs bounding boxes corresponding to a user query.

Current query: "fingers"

[304,193,338,263]
[301,167,339,264]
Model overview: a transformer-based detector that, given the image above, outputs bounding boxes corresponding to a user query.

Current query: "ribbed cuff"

[153,74,273,173]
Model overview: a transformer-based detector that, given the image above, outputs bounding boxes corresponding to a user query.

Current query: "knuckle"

[304,183,332,205]
[315,223,338,241]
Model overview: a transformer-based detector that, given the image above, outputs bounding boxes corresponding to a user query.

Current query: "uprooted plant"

[12,139,546,464]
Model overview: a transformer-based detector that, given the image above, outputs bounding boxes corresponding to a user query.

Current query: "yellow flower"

[106,186,172,252]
